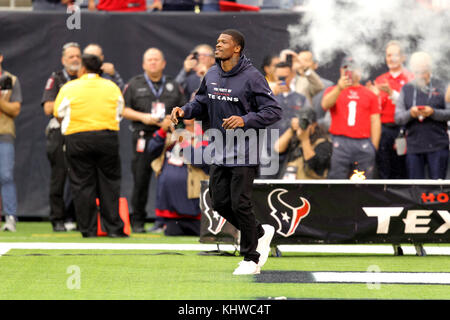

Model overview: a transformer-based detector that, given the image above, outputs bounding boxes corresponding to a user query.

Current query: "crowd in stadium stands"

[30,0,306,12]
[1,28,450,235]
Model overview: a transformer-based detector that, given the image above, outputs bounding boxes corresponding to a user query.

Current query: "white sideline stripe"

[0,243,449,255]
[0,248,10,257]
[277,245,450,255]
[0,243,236,251]
[313,272,450,285]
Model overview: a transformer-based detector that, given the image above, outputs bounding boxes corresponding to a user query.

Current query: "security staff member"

[41,42,81,232]
[54,54,126,238]
[123,47,186,233]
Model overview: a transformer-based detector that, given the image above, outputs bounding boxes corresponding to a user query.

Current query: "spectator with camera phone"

[322,56,381,179]
[275,108,332,180]
[279,49,324,105]
[395,51,450,179]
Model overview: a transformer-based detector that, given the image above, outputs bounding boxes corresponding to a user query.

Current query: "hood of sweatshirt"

[216,55,252,78]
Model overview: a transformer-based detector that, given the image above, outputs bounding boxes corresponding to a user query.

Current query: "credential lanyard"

[144,73,165,100]
[412,80,433,107]
[62,69,72,83]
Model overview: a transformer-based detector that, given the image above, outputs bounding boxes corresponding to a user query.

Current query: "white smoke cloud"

[288,0,450,81]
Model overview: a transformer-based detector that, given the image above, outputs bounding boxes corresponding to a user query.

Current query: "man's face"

[197,47,215,68]
[84,45,104,62]
[275,66,294,88]
[412,62,431,87]
[385,45,404,71]
[215,34,240,61]
[298,51,315,70]
[340,66,361,85]
[62,47,81,73]
[142,49,166,77]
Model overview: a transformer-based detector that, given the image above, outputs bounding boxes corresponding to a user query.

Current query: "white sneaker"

[64,221,77,231]
[232,260,261,275]
[1,215,16,232]
[256,224,275,268]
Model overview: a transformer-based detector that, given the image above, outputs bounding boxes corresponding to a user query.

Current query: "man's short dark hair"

[274,61,292,69]
[82,54,102,74]
[261,54,278,71]
[221,29,245,55]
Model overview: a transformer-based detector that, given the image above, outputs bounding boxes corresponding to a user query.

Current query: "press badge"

[283,165,298,181]
[395,136,407,156]
[151,101,166,121]
[136,131,146,153]
[394,129,407,156]
[167,144,184,167]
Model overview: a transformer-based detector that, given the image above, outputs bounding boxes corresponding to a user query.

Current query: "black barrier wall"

[200,180,450,244]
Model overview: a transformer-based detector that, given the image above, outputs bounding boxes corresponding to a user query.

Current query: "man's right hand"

[337,70,352,90]
[184,54,198,73]
[171,107,184,124]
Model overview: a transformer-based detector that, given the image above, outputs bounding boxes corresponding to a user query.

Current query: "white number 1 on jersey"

[347,101,357,126]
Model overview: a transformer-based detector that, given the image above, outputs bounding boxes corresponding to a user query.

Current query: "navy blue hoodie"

[181,55,282,167]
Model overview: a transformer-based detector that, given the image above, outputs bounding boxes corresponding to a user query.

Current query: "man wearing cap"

[54,54,126,238]
[41,42,81,232]
[0,51,22,232]
[322,57,381,179]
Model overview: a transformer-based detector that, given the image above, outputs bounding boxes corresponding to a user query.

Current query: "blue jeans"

[0,141,17,217]
[406,148,449,179]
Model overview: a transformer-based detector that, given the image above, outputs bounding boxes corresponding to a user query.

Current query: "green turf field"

[0,222,449,300]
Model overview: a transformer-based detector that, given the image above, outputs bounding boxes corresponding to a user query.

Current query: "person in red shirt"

[322,57,381,179]
[88,0,157,11]
[368,41,414,179]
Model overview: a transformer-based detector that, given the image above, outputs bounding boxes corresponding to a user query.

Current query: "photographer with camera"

[259,61,309,179]
[322,56,381,179]
[145,118,209,236]
[0,51,22,232]
[275,108,332,180]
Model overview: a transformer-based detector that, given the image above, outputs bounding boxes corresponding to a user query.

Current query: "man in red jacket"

[370,41,414,179]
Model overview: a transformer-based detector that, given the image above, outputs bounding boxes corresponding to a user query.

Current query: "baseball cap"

[340,56,358,69]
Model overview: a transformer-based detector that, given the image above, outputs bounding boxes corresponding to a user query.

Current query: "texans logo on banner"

[268,188,311,237]
[202,188,227,235]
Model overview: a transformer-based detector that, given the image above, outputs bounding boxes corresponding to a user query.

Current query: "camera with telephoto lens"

[299,117,310,130]
[297,107,316,130]
[0,75,12,90]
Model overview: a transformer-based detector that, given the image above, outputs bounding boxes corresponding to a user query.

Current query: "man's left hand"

[222,116,244,129]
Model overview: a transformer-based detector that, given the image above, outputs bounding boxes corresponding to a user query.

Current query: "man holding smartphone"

[322,56,381,179]
[395,51,450,179]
